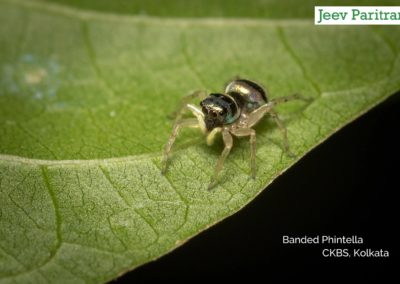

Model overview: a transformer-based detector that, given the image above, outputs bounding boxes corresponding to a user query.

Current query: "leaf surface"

[1,0,400,283]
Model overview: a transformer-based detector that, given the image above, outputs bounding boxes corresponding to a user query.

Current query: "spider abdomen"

[225,79,268,113]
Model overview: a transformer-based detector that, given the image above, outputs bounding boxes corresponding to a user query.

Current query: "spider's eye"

[201,106,207,114]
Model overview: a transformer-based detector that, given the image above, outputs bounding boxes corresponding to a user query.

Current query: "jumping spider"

[162,79,309,189]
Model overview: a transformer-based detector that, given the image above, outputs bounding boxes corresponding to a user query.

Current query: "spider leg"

[170,90,207,122]
[187,104,207,134]
[230,128,257,179]
[246,104,273,128]
[208,129,233,190]
[161,118,200,174]
[269,93,310,107]
[269,109,295,158]
[246,93,309,156]
[206,127,222,146]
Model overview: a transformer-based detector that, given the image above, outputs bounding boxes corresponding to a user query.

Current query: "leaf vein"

[0,167,64,280]
[81,20,117,98]
[99,166,160,247]
[15,123,59,159]
[98,165,130,207]
[181,32,209,89]
[276,26,321,96]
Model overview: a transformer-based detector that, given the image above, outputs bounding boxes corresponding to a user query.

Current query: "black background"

[116,93,398,282]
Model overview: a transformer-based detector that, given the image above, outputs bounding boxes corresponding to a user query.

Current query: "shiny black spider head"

[200,93,239,131]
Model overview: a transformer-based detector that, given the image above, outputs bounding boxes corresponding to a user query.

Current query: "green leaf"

[1,0,399,283]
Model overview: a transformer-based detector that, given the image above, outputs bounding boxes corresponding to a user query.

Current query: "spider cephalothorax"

[200,93,239,131]
[162,79,309,189]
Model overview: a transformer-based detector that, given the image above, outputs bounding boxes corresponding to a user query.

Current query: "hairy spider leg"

[162,91,207,174]
[269,109,295,158]
[230,128,257,179]
[186,104,207,134]
[171,90,207,123]
[269,93,311,106]
[269,93,310,157]
[208,129,233,190]
[206,127,222,146]
[161,118,200,174]
[246,93,308,157]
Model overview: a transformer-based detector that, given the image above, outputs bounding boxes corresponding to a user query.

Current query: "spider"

[161,79,309,189]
